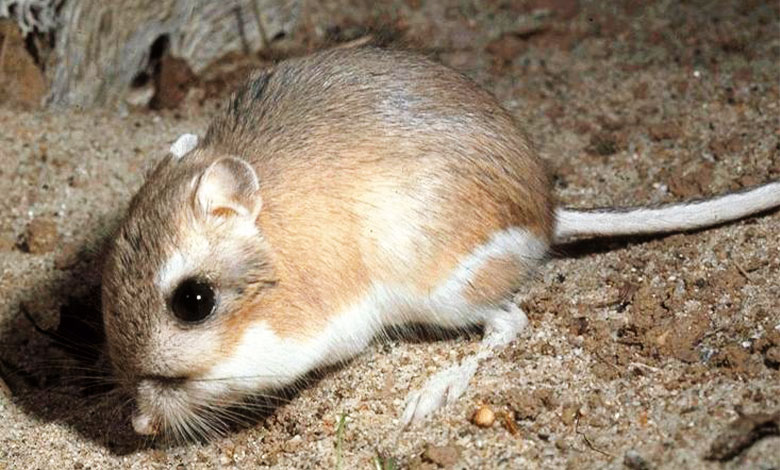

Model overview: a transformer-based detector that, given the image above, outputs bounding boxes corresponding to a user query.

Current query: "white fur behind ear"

[170,133,199,159]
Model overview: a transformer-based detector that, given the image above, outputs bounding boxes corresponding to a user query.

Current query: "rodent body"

[101,47,780,437]
[103,48,553,435]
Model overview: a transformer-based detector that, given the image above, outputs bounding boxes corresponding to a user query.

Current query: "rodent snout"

[131,410,159,436]
[132,376,191,436]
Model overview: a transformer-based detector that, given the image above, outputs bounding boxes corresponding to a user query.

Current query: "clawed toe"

[401,358,477,426]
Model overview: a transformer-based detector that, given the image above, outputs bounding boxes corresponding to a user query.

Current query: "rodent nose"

[132,410,159,436]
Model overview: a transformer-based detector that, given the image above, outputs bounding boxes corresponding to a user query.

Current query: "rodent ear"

[170,133,199,159]
[195,157,261,219]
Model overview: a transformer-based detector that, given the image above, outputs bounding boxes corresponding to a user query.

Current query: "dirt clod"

[508,388,546,420]
[422,444,461,468]
[648,122,681,141]
[23,217,59,254]
[486,34,526,63]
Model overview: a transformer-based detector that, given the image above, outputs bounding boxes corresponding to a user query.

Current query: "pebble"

[624,449,651,470]
[561,404,580,426]
[472,405,496,428]
[764,346,780,365]
[283,435,302,453]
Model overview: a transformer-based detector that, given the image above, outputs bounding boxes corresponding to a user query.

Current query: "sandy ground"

[1,1,779,469]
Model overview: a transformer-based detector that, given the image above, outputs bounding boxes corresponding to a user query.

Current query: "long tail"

[553,181,780,244]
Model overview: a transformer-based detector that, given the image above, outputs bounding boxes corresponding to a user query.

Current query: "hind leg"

[401,301,528,426]
[399,227,546,426]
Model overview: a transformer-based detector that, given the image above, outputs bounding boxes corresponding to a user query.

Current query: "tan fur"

[198,48,554,347]
[463,257,527,305]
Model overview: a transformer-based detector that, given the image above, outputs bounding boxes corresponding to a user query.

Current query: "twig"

[336,412,347,469]
[733,260,753,282]
[575,415,613,458]
[331,35,374,51]
[594,351,621,372]
[250,0,271,49]
[628,361,659,372]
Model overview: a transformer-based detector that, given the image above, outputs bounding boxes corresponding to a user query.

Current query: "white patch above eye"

[156,250,190,292]
[155,235,209,292]
[170,133,199,159]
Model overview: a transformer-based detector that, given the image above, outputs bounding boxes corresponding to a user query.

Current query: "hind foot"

[400,302,528,426]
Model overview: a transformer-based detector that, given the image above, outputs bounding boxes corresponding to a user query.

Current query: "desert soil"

[1,1,778,469]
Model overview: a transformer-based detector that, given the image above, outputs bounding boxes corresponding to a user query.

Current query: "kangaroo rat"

[101,47,780,438]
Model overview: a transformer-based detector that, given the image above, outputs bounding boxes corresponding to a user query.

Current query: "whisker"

[188,374,295,382]
[20,305,104,353]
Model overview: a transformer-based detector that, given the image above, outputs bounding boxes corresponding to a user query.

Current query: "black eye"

[171,278,216,323]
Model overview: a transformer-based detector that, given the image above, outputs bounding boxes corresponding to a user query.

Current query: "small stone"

[283,434,302,453]
[555,439,568,451]
[423,444,461,467]
[24,217,59,254]
[624,449,650,470]
[561,404,580,426]
[764,346,780,367]
[472,405,496,428]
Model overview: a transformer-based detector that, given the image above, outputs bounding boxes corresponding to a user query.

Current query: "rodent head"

[102,136,277,438]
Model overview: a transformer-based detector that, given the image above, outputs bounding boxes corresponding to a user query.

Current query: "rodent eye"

[171,278,216,323]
